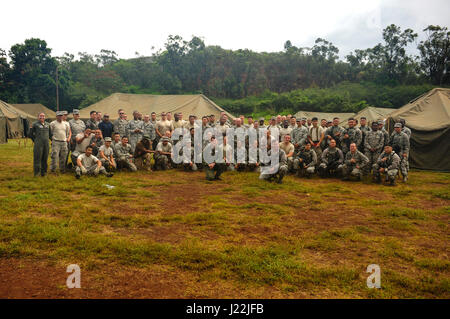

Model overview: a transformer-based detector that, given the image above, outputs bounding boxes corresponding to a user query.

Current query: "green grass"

[0,139,449,298]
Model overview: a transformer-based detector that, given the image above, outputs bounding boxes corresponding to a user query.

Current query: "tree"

[418,25,450,85]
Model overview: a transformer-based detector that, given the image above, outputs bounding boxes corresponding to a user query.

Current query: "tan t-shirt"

[50,120,70,141]
[279,142,295,157]
[156,120,174,137]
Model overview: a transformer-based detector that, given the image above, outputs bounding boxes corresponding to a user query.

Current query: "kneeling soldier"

[293,141,317,177]
[134,135,154,171]
[114,136,137,172]
[318,139,344,178]
[154,137,173,170]
[372,145,400,186]
[342,143,369,181]
[98,137,116,172]
[75,146,112,179]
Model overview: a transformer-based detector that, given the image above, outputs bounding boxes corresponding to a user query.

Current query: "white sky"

[2,0,449,59]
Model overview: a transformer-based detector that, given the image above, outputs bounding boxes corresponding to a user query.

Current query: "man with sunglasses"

[113,109,128,139]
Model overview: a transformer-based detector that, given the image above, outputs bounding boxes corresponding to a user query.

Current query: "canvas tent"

[76,93,234,120]
[0,112,7,144]
[0,100,36,139]
[341,106,395,127]
[293,111,355,122]
[12,103,56,121]
[387,88,450,171]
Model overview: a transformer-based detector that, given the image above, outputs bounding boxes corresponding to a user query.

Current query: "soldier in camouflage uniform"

[342,143,369,181]
[50,111,71,173]
[363,121,385,175]
[98,137,116,172]
[399,119,411,139]
[373,145,400,186]
[114,136,137,172]
[126,111,144,153]
[259,139,288,184]
[318,139,344,178]
[154,137,173,170]
[293,141,317,178]
[29,113,51,177]
[378,120,390,148]
[325,117,344,149]
[113,109,129,140]
[85,111,98,130]
[142,114,156,147]
[69,109,86,154]
[390,122,410,182]
[291,118,308,151]
[203,136,228,181]
[340,118,362,155]
[358,116,371,152]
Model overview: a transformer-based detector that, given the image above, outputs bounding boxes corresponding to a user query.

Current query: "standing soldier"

[340,118,362,155]
[50,111,71,173]
[364,122,384,175]
[85,111,98,130]
[399,119,411,139]
[378,120,390,148]
[358,116,371,152]
[279,134,295,171]
[390,123,410,182]
[126,110,144,153]
[29,112,51,177]
[341,143,369,181]
[203,136,229,181]
[69,109,86,152]
[373,145,400,186]
[291,118,308,151]
[325,117,344,149]
[113,109,129,139]
[142,114,156,147]
[308,117,325,159]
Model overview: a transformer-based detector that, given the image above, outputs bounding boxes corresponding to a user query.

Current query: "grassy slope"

[0,139,449,298]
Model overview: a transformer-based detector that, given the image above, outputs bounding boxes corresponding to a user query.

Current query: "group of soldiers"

[28,109,411,185]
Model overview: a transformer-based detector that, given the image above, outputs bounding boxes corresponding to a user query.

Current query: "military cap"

[142,134,150,139]
[271,116,276,121]
[104,137,112,142]
[296,118,302,122]
[72,109,80,115]
[259,117,265,121]
[62,110,68,115]
[161,137,170,142]
[56,111,64,116]
[301,117,307,121]
[377,120,384,125]
[394,123,402,128]
[327,120,332,123]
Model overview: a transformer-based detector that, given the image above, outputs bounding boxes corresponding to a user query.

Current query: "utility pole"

[56,65,59,111]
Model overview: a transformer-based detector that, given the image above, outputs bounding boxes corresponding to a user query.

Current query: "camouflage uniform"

[291,125,308,150]
[85,118,98,130]
[68,119,86,151]
[203,142,227,180]
[49,120,70,173]
[113,118,128,138]
[340,126,362,154]
[114,142,137,171]
[325,125,344,149]
[390,131,410,179]
[363,130,384,175]
[142,121,156,144]
[154,141,173,170]
[134,138,153,171]
[259,149,288,183]
[359,125,371,152]
[293,148,317,177]
[318,147,344,177]
[126,119,144,153]
[373,151,401,184]
[342,150,369,180]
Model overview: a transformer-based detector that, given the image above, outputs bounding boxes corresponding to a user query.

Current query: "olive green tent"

[293,111,355,122]
[387,88,450,171]
[12,103,56,121]
[341,106,395,127]
[0,100,36,138]
[75,93,234,120]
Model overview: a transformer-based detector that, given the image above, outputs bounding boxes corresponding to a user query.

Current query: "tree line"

[0,24,448,115]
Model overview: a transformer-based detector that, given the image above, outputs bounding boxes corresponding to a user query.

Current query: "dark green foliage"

[0,24,448,113]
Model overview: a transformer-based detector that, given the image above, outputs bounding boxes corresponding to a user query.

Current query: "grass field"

[0,139,449,298]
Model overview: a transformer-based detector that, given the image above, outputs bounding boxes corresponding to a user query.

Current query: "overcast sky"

[2,0,449,60]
